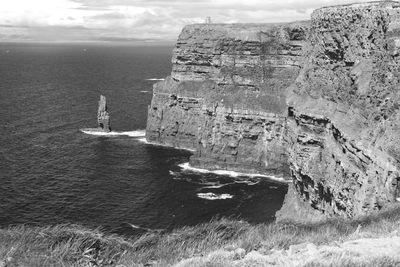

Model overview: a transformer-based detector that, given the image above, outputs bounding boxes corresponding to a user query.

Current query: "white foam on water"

[178,162,288,183]
[234,180,260,186]
[137,137,148,143]
[197,192,233,200]
[81,129,146,137]
[170,174,224,187]
[140,90,150,93]
[146,78,165,81]
[201,184,228,189]
[178,162,239,176]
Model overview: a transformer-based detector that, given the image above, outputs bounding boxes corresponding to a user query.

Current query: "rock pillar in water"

[97,95,111,132]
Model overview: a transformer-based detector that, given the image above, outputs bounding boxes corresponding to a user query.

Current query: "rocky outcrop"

[81,95,111,133]
[283,2,400,218]
[146,23,308,177]
[275,184,328,223]
[98,95,111,132]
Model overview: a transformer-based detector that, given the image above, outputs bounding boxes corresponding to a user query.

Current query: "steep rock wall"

[283,2,400,218]
[146,2,400,219]
[146,23,308,177]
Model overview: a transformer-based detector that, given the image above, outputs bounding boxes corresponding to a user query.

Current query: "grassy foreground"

[1,205,400,267]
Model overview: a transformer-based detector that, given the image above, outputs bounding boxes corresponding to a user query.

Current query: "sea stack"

[97,95,111,132]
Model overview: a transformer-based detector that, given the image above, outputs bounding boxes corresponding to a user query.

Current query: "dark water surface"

[0,43,287,236]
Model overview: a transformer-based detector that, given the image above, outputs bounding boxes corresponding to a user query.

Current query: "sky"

[0,0,383,43]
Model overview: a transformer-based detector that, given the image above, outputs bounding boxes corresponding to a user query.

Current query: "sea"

[0,43,287,237]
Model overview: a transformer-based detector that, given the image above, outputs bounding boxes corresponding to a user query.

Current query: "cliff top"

[314,1,400,13]
[183,21,310,31]
[3,206,400,266]
[186,22,308,28]
[177,21,309,42]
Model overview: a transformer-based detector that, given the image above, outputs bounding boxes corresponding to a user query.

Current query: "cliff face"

[283,2,400,218]
[146,23,308,177]
[146,2,400,219]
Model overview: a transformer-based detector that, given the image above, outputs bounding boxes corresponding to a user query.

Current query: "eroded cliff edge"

[146,23,308,177]
[146,1,400,219]
[279,1,400,220]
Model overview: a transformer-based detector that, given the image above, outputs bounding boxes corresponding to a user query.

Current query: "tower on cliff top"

[205,16,212,24]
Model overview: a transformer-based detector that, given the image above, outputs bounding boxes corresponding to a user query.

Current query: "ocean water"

[0,43,287,236]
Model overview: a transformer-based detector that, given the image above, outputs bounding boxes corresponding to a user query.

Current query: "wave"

[234,180,260,186]
[81,129,146,137]
[137,138,196,152]
[174,177,257,189]
[169,168,260,188]
[170,173,223,187]
[146,78,165,81]
[201,184,229,189]
[178,162,287,183]
[197,192,233,200]
[140,90,150,93]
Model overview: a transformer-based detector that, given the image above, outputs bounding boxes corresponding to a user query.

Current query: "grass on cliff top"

[1,205,400,267]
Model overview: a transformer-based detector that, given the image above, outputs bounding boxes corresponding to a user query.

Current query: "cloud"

[0,0,382,42]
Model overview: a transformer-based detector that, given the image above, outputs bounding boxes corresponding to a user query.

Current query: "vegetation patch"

[1,205,400,266]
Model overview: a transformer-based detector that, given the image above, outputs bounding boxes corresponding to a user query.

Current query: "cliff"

[146,23,308,177]
[146,1,400,219]
[281,1,400,219]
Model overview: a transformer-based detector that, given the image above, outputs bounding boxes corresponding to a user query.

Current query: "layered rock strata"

[283,2,400,218]
[146,23,308,177]
[146,1,400,218]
